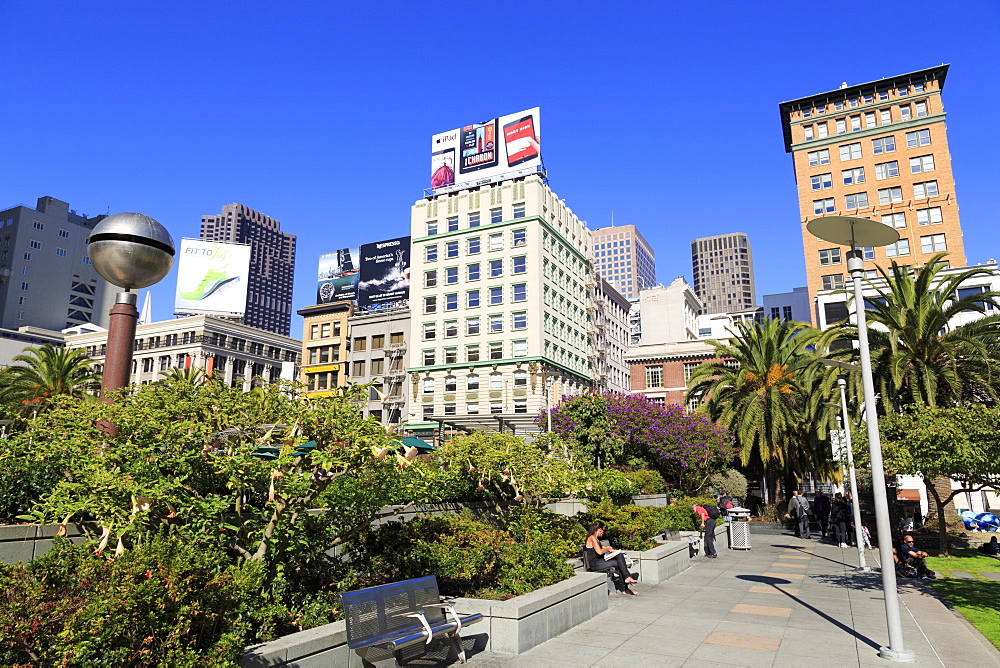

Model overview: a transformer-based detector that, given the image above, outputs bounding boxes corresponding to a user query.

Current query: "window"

[839,143,862,160]
[444,345,458,363]
[424,296,437,314]
[862,247,876,260]
[512,340,527,358]
[445,267,458,284]
[804,125,814,141]
[514,370,527,387]
[913,83,925,93]
[320,323,331,338]
[353,360,366,377]
[882,213,906,229]
[898,86,909,96]
[29,240,42,249]
[372,334,385,349]
[488,233,503,252]
[423,378,435,394]
[863,94,874,104]
[512,283,527,301]
[818,248,842,266]
[33,221,43,230]
[811,173,833,190]
[371,358,384,374]
[22,252,30,261]
[871,136,895,154]
[390,331,404,346]
[512,256,527,274]
[468,212,481,227]
[489,315,503,333]
[489,259,503,277]
[817,122,828,138]
[444,320,458,337]
[490,372,503,390]
[645,366,663,388]
[915,100,927,117]
[426,220,438,236]
[920,234,946,253]
[443,375,457,392]
[353,337,367,351]
[885,239,910,257]
[467,290,480,308]
[865,112,876,128]
[807,149,830,166]
[850,115,861,131]
[821,274,845,290]
[425,244,438,262]
[913,181,939,199]
[957,287,994,312]
[489,286,503,305]
[910,155,935,174]
[878,187,903,205]
[445,293,458,311]
[59,229,69,238]
[489,342,503,360]
[906,129,931,147]
[512,311,527,329]
[446,241,459,259]
[512,228,526,247]
[845,192,868,209]
[56,248,67,257]
[874,161,899,180]
[467,237,481,254]
[447,216,459,232]
[466,316,480,335]
[917,207,943,225]
[424,270,437,288]
[512,203,526,219]
[490,208,503,224]
[423,323,436,340]
[467,263,480,281]
[834,102,844,111]
[842,167,865,185]
[900,104,911,121]
[813,198,835,214]
[836,118,846,134]
[880,108,892,124]
[423,349,435,365]
[467,346,480,363]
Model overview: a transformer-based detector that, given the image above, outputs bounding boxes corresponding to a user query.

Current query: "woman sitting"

[585,521,638,595]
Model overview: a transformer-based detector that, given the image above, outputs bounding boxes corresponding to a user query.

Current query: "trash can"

[728,507,752,550]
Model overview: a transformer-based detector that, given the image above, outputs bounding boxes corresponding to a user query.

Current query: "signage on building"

[307,364,340,374]
[358,236,410,308]
[430,107,541,191]
[317,247,360,304]
[174,239,251,316]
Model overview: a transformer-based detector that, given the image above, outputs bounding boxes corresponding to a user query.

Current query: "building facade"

[343,307,410,426]
[592,278,630,394]
[591,224,656,299]
[691,232,756,315]
[626,340,726,411]
[0,196,116,332]
[199,203,296,335]
[635,278,702,345]
[298,301,353,396]
[779,65,966,322]
[64,315,300,388]
[408,174,594,424]
[762,286,811,324]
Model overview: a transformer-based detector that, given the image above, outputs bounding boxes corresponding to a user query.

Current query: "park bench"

[342,575,482,666]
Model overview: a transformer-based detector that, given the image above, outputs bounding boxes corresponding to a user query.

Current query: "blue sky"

[3,1,999,334]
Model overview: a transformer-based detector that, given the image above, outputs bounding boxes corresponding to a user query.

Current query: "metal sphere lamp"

[88,213,175,398]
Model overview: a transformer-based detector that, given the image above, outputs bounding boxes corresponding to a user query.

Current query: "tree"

[874,404,1000,556]
[687,318,838,501]
[1,344,99,409]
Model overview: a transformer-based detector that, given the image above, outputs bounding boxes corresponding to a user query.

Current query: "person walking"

[693,503,720,558]
[787,490,812,538]
[830,492,849,547]
[813,490,831,541]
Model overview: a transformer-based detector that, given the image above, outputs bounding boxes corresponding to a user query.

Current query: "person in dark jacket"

[813,490,831,540]
[830,493,849,547]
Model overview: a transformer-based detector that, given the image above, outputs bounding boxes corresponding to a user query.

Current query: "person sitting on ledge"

[584,521,639,595]
[900,534,935,580]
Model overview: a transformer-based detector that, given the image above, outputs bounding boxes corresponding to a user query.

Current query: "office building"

[633,278,702,346]
[0,196,116,332]
[344,306,411,426]
[591,224,656,299]
[691,233,756,315]
[199,203,296,335]
[298,301,353,396]
[779,65,966,321]
[763,287,811,323]
[64,314,300,388]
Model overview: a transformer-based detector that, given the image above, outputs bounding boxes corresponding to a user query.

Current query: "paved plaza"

[452,535,1000,667]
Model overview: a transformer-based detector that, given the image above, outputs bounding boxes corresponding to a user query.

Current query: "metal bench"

[342,575,483,666]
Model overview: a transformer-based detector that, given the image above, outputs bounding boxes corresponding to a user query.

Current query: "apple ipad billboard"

[317,247,360,304]
[358,237,410,308]
[175,239,251,315]
[430,107,541,191]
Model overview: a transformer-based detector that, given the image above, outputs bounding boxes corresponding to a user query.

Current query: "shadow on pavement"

[769,543,857,569]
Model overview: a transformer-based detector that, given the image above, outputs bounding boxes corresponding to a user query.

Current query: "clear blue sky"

[3,1,999,334]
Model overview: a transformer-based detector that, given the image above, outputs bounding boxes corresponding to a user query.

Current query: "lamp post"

[808,216,914,663]
[88,213,175,400]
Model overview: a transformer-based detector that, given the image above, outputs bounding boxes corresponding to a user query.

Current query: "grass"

[925,548,1000,650]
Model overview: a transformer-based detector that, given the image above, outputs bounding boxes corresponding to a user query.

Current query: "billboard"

[175,239,251,315]
[358,236,410,308]
[430,107,541,191]
[317,247,360,304]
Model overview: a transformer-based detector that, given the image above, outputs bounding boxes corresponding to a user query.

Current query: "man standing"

[787,491,812,539]
[693,503,720,558]
[813,490,831,541]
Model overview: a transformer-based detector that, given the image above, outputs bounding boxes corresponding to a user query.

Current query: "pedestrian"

[813,490,831,541]
[900,535,935,579]
[693,503,720,558]
[787,490,812,539]
[830,492,849,547]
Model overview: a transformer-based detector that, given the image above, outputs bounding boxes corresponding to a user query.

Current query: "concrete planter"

[243,572,609,666]
[623,539,691,584]
[0,523,97,565]
[631,493,672,508]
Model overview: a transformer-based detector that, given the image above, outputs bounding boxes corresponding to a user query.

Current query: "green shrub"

[656,505,702,532]
[580,498,663,551]
[585,468,634,499]
[709,469,748,500]
[622,469,666,495]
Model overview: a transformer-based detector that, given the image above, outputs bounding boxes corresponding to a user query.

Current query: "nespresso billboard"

[316,237,410,307]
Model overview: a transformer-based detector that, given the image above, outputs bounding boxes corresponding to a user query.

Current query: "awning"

[897,489,921,502]
[396,435,434,454]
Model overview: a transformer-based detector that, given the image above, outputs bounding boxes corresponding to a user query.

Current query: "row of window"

[422,369,529,393]
[819,235,949,286]
[425,204,526,236]
[425,228,526,261]
[421,339,528,366]
[424,256,527,287]
[801,84,926,117]
[422,311,528,340]
[423,284,528,314]
[811,155,936,190]
[803,101,928,140]
[807,130,932,166]
[813,191,943,217]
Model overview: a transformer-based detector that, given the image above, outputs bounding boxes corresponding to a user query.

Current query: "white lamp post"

[808,215,914,663]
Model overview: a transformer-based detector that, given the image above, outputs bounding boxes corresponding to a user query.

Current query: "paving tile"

[517,640,610,662]
[592,648,688,667]
[981,571,1000,581]
[617,635,701,658]
[761,572,805,580]
[776,554,811,560]
[772,651,859,668]
[770,562,808,569]
[947,570,975,579]
[731,603,792,617]
[689,642,779,667]
[553,629,629,650]
[712,620,786,639]
[703,630,781,652]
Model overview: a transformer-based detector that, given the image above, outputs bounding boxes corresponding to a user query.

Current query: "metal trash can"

[728,507,752,550]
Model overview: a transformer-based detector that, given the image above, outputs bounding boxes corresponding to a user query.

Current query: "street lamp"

[88,213,175,399]
[808,216,914,663]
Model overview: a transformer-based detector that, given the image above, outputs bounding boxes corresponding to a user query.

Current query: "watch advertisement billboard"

[430,107,541,191]
[358,236,410,308]
[317,247,360,304]
[174,239,251,315]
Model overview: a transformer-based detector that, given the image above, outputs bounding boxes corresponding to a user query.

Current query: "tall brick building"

[779,65,966,323]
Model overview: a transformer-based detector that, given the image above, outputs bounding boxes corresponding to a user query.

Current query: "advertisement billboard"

[358,237,410,308]
[430,107,541,191]
[174,239,251,315]
[317,247,360,304]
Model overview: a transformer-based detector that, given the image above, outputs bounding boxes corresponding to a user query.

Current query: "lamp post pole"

[838,377,869,571]
[101,292,139,398]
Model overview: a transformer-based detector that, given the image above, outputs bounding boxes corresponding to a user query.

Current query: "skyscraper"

[690,232,756,315]
[591,224,655,299]
[0,196,116,331]
[199,203,296,335]
[779,65,966,321]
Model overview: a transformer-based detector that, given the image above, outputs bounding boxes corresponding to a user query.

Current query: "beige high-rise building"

[780,65,966,322]
[591,224,656,299]
[691,233,756,315]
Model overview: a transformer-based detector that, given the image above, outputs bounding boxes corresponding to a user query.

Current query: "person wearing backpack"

[694,503,721,558]
[787,490,812,539]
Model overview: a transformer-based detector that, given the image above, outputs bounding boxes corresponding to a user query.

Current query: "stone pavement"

[455,534,1000,667]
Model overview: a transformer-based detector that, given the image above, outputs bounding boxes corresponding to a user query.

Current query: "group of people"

[787,489,859,548]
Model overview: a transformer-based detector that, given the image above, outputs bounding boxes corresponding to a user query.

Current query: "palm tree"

[687,318,837,502]
[2,344,99,407]
[838,254,1000,412]
[160,366,209,385]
